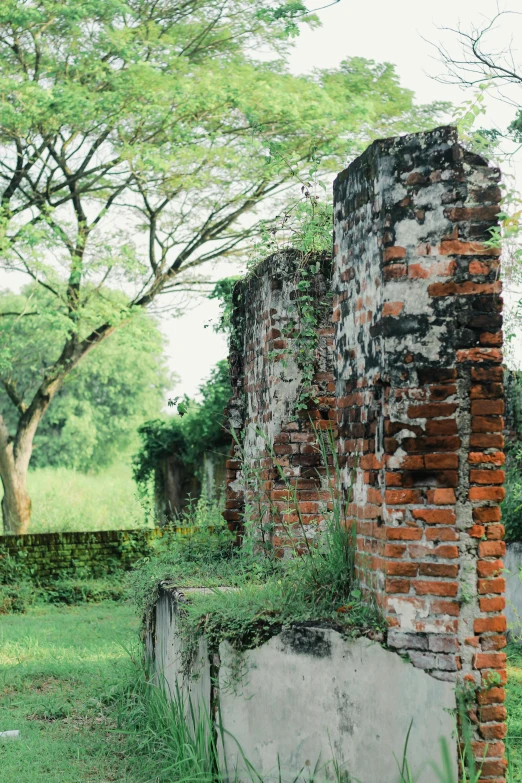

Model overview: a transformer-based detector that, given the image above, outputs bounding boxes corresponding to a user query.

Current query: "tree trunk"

[0,460,31,535]
[0,411,36,535]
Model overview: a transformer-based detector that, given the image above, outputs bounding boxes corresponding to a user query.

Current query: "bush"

[502,445,522,542]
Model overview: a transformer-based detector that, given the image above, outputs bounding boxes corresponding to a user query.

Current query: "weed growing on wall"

[130,428,384,679]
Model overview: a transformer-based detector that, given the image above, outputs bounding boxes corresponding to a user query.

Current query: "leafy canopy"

[0,0,446,320]
[0,288,171,471]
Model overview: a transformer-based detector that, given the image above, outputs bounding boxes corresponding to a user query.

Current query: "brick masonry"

[224,250,335,554]
[333,126,506,778]
[0,528,161,581]
[225,126,507,779]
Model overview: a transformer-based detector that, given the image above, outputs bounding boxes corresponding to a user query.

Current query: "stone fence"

[0,528,160,581]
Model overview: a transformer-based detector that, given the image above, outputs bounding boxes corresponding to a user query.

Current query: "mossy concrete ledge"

[147,588,457,783]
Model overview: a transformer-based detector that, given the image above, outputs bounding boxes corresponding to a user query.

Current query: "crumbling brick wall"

[224,126,507,780]
[224,251,335,554]
[333,126,506,779]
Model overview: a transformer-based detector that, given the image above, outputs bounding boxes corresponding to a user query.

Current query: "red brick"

[472,416,504,433]
[383,246,406,262]
[487,525,505,541]
[469,260,492,275]
[385,489,422,505]
[474,652,506,669]
[458,348,503,363]
[386,527,423,541]
[402,435,461,453]
[477,687,506,705]
[477,560,504,578]
[482,669,507,686]
[385,562,418,577]
[407,403,457,419]
[481,635,507,652]
[428,384,457,402]
[469,487,505,502]
[411,508,456,525]
[477,578,505,595]
[424,454,459,469]
[479,722,507,740]
[470,469,505,485]
[382,301,404,318]
[383,264,407,281]
[413,580,459,597]
[474,616,507,634]
[427,489,456,505]
[479,597,506,613]
[419,563,459,578]
[439,239,501,257]
[478,758,508,778]
[426,527,459,542]
[471,399,504,415]
[385,578,410,594]
[479,541,506,558]
[473,506,502,523]
[472,366,503,382]
[425,419,458,436]
[480,331,503,347]
[469,525,486,538]
[384,544,407,558]
[470,384,504,400]
[446,206,500,221]
[470,433,504,449]
[431,600,460,616]
[469,452,505,466]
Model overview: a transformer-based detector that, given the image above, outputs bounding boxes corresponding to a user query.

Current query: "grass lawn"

[507,644,522,780]
[22,463,152,533]
[2,601,522,782]
[0,602,140,783]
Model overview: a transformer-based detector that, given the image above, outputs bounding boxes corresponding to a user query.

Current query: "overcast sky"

[162,0,522,398]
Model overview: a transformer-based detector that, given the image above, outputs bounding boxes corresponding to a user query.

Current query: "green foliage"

[130,430,384,670]
[133,361,231,500]
[0,576,126,614]
[506,643,522,782]
[0,288,170,472]
[502,447,522,542]
[115,658,219,783]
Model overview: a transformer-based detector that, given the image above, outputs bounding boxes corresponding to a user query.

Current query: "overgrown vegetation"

[133,361,231,510]
[3,602,521,783]
[129,431,384,671]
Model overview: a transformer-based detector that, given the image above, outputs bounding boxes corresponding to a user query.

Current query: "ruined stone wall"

[224,251,335,554]
[0,528,162,581]
[333,126,506,778]
[224,127,507,780]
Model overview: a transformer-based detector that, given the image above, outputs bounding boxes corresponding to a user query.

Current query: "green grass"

[0,601,140,783]
[507,644,522,780]
[1,603,522,782]
[23,462,151,533]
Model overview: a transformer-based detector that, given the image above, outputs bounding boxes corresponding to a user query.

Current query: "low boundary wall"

[0,528,159,581]
[148,588,457,783]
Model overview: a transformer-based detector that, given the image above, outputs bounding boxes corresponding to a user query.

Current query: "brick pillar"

[333,126,506,779]
[223,250,336,555]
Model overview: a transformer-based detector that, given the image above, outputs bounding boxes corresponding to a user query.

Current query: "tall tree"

[0,0,445,533]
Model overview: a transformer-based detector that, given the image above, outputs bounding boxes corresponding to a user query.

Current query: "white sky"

[162,0,522,398]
